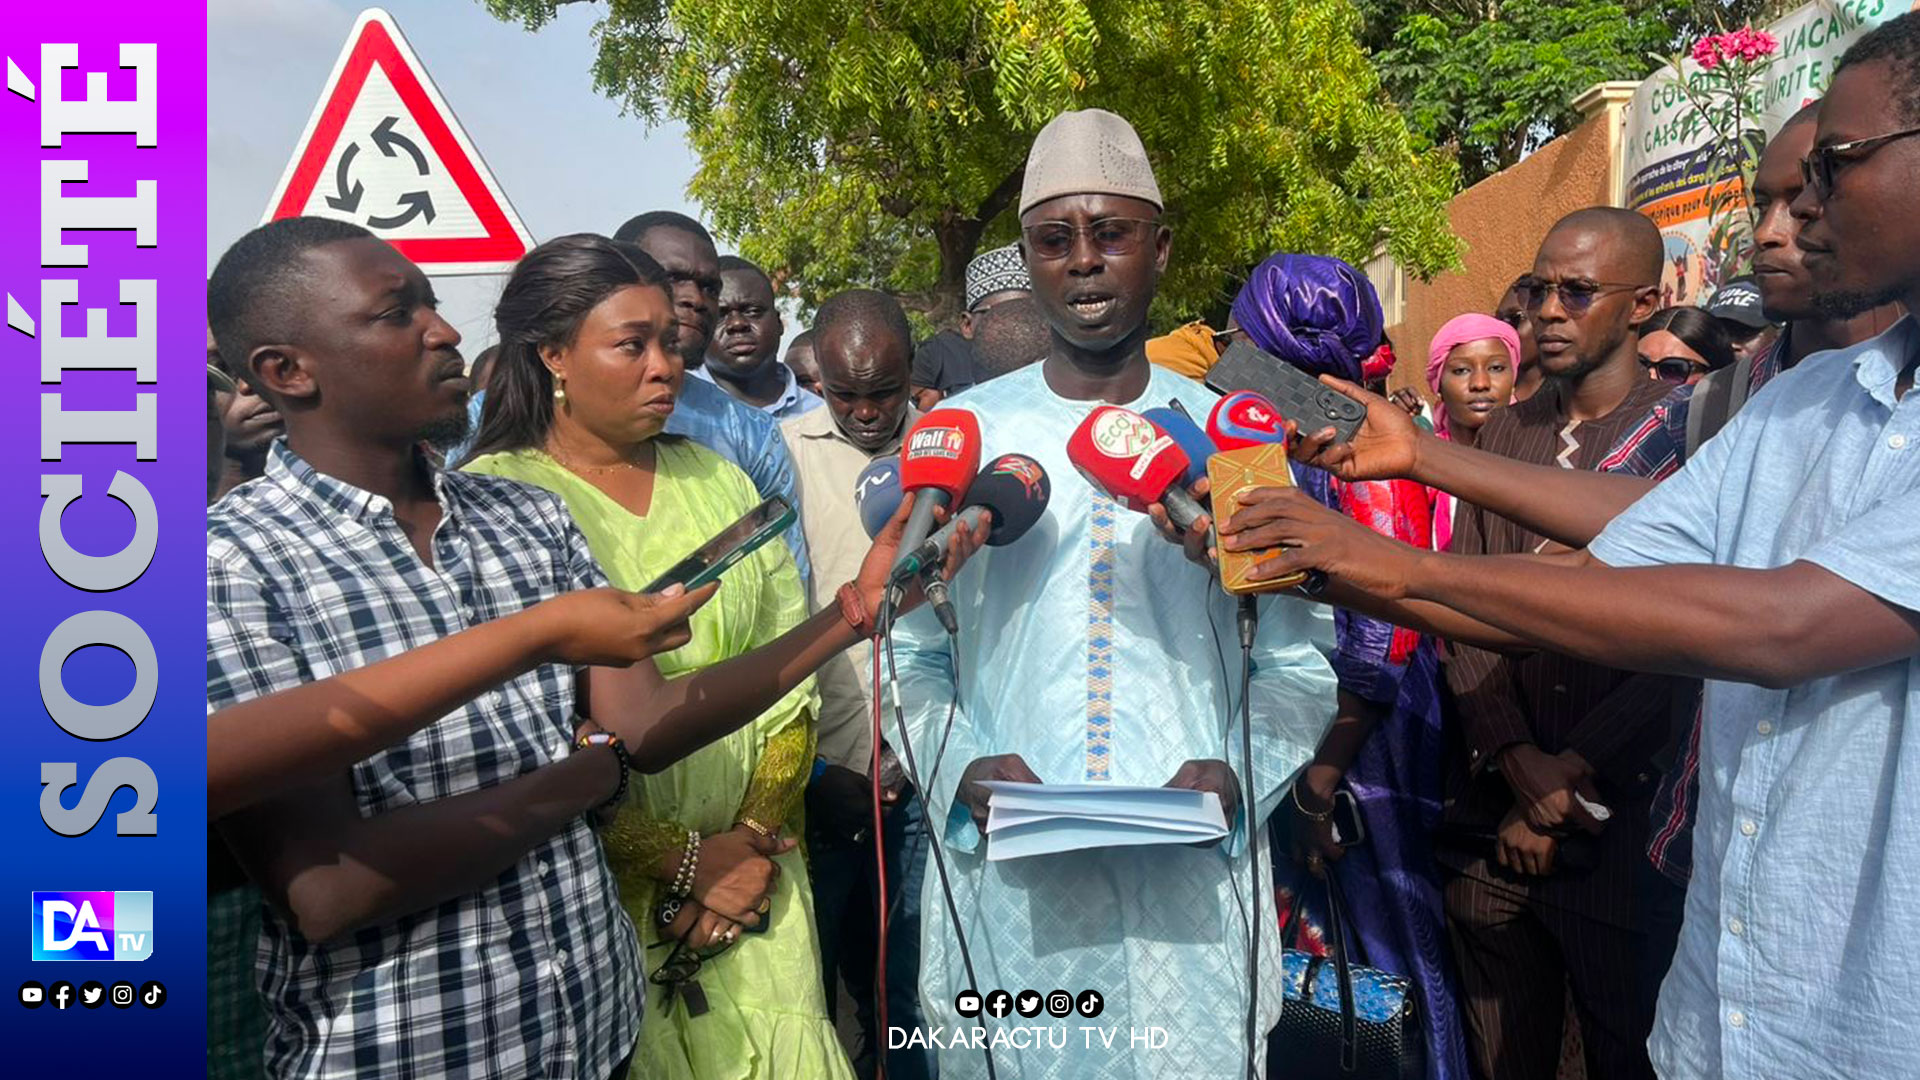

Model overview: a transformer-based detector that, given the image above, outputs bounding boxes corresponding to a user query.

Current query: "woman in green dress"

[463,234,854,1080]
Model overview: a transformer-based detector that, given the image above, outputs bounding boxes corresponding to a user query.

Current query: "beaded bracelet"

[573,730,631,812]
[669,829,701,899]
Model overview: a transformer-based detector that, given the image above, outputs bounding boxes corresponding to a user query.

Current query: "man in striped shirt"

[1441,207,1681,1080]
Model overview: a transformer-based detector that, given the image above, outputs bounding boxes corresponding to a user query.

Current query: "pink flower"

[1690,28,1778,69]
[1743,30,1779,61]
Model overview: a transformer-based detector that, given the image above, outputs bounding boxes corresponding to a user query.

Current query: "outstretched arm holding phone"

[210,491,984,820]
[1290,374,1654,548]
[207,584,712,820]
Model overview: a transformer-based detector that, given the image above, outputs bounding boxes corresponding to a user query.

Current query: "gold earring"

[553,374,567,403]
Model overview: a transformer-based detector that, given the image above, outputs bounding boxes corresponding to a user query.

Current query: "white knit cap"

[1018,108,1163,217]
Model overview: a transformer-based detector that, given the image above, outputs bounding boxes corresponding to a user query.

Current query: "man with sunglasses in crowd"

[1222,16,1920,1077]
[1430,206,1681,1080]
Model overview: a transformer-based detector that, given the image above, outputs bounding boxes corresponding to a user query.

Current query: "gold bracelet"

[1290,782,1333,823]
[734,816,777,839]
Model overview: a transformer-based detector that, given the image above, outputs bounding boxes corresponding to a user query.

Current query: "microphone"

[854,456,904,539]
[896,453,1053,572]
[1208,391,1291,451]
[889,409,982,583]
[895,454,1052,634]
[1065,406,1206,530]
[1141,406,1216,487]
[1206,391,1327,600]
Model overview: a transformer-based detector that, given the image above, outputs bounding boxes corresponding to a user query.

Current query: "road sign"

[262,8,533,275]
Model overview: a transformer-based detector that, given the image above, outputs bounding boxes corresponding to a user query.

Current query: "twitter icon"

[1015,990,1042,1018]
[80,981,105,1009]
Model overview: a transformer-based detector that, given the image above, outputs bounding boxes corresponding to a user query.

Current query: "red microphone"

[1207,391,1291,450]
[889,408,982,582]
[1066,406,1206,530]
[1207,390,1328,597]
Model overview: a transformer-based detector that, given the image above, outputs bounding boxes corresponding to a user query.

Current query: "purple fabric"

[1273,465,1470,1080]
[1231,254,1385,383]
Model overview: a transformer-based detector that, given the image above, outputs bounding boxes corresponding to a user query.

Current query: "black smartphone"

[1205,339,1367,445]
[642,496,796,594]
[1328,789,1366,848]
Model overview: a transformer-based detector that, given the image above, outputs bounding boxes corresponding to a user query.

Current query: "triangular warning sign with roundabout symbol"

[263,7,534,275]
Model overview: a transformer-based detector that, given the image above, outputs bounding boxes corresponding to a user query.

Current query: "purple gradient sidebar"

[0,6,208,1072]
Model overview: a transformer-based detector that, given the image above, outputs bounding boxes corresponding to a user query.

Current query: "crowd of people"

[204,14,1918,1080]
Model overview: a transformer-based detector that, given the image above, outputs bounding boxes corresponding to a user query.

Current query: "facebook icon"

[31,892,153,961]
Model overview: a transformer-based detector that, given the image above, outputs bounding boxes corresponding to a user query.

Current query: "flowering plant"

[1691,27,1781,69]
[1658,25,1781,290]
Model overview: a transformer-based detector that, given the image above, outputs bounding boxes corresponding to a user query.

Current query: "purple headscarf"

[1230,254,1385,383]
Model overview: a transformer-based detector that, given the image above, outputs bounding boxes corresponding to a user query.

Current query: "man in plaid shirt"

[207,217,649,1080]
[205,218,977,1079]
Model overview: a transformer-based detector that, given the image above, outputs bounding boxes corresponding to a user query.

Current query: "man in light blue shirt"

[1219,21,1920,1078]
[613,211,810,579]
[698,255,824,421]
[893,108,1337,1080]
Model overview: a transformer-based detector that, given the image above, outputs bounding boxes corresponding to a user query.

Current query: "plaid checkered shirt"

[207,442,641,1080]
[1600,334,1787,883]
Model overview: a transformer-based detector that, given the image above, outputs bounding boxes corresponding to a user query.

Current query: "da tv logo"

[31,892,152,961]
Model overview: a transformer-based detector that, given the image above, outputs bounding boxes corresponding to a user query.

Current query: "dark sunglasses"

[1512,277,1646,318]
[1800,125,1920,198]
[1494,310,1526,329]
[1639,354,1709,385]
[1021,217,1160,261]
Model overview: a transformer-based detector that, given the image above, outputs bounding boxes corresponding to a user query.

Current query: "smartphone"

[1205,339,1367,445]
[1206,443,1308,594]
[642,496,796,594]
[1328,790,1366,848]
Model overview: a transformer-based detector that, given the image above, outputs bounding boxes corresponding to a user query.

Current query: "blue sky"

[207,0,702,352]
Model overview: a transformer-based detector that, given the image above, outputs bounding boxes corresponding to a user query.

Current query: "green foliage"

[1374,0,1692,185]
[482,0,1461,325]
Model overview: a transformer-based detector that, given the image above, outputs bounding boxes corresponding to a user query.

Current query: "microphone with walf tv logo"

[889,409,982,584]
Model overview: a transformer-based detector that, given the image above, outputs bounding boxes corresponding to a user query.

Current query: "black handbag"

[1268,868,1423,1080]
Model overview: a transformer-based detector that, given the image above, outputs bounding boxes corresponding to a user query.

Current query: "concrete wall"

[1383,84,1634,395]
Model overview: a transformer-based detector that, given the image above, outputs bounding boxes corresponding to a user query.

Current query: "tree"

[1367,0,1776,186]
[482,0,1461,325]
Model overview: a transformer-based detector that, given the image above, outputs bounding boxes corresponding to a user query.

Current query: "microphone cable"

[868,631,893,1080]
[1237,593,1261,1080]
[876,590,1000,1080]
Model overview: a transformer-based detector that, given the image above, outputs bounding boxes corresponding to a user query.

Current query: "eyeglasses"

[1494,310,1526,329]
[648,930,728,988]
[1021,217,1160,261]
[1512,277,1647,318]
[1800,125,1920,198]
[1639,354,1710,385]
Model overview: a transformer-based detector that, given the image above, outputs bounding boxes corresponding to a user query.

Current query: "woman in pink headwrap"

[1425,313,1521,551]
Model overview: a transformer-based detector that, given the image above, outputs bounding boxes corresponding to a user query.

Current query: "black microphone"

[908,454,1052,633]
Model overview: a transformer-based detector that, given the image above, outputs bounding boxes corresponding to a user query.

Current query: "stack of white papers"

[978,781,1229,862]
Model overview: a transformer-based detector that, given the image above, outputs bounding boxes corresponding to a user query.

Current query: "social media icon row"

[18,980,163,1010]
[954,987,1103,1020]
